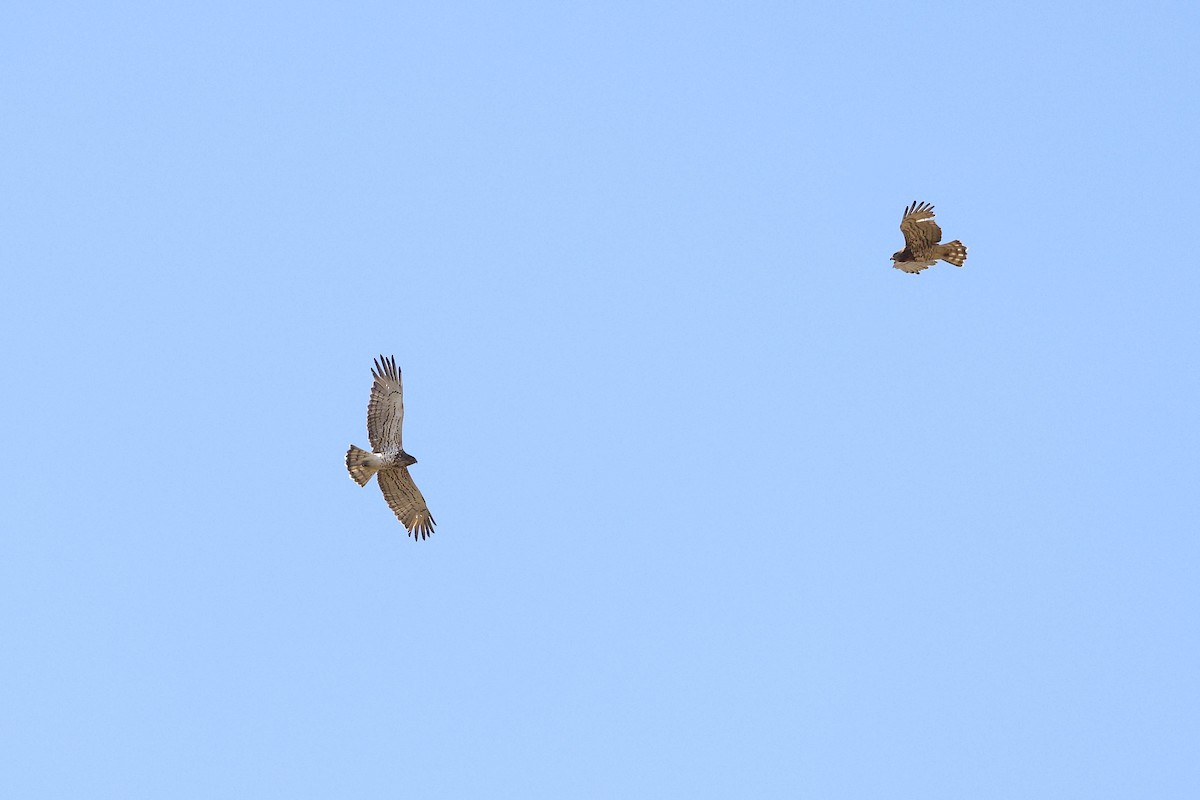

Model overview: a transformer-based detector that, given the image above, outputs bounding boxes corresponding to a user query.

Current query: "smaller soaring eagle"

[346,355,436,540]
[891,201,968,274]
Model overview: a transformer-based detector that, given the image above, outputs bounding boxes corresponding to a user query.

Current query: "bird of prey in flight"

[891,201,968,274]
[346,355,436,540]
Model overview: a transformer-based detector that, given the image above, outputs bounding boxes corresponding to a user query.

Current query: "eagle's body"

[346,355,436,540]
[349,449,416,473]
[891,201,967,274]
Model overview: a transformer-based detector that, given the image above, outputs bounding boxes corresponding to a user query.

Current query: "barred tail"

[937,240,967,267]
[346,444,375,486]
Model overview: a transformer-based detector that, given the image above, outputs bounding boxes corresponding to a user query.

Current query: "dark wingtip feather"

[371,354,400,383]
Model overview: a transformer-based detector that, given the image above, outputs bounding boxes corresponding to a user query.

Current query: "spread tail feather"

[346,445,375,486]
[936,240,967,267]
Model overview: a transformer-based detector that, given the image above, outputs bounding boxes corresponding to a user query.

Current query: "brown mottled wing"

[366,355,403,452]
[377,468,436,539]
[899,201,943,260]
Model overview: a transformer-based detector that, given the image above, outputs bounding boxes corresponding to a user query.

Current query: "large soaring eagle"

[346,355,436,540]
[891,201,968,274]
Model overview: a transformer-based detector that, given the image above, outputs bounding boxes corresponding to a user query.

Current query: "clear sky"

[2,1,1198,797]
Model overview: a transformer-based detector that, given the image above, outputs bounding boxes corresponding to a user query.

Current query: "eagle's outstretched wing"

[899,201,943,259]
[366,354,404,452]
[377,468,436,539]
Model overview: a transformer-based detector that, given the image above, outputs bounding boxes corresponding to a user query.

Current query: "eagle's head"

[400,450,418,467]
[890,249,907,262]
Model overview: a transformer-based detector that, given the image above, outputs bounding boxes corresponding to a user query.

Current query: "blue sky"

[2,1,1198,797]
